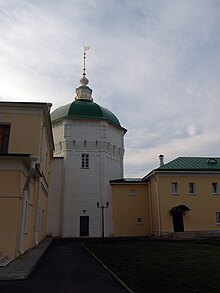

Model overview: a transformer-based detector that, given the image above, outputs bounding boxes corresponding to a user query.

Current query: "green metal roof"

[51,100,121,127]
[157,157,220,171]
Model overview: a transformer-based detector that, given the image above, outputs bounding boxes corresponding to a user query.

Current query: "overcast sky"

[1,0,220,177]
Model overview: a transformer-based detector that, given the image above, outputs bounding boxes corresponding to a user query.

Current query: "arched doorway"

[170,205,190,232]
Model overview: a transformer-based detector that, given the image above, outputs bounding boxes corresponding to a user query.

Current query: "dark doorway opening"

[80,216,89,236]
[172,211,184,232]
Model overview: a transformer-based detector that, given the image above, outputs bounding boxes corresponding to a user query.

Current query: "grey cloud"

[0,0,220,177]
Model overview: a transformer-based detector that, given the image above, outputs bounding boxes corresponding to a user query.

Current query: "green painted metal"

[158,157,220,171]
[51,100,121,127]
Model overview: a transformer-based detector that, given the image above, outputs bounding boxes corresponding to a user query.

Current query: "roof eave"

[110,178,145,184]
[52,115,127,132]
[143,169,220,181]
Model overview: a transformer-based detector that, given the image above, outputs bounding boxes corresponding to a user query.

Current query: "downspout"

[147,182,153,236]
[18,156,37,255]
[34,178,40,245]
[154,172,162,237]
[34,134,44,245]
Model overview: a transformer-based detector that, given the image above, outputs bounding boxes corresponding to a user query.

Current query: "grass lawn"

[86,239,220,293]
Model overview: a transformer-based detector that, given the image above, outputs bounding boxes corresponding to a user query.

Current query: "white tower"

[48,50,126,237]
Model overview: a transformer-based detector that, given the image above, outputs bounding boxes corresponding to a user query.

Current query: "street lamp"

[96,201,109,242]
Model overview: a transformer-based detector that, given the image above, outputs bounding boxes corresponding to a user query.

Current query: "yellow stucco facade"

[111,159,220,238]
[111,182,150,237]
[149,172,220,237]
[0,102,54,263]
[4,113,41,156]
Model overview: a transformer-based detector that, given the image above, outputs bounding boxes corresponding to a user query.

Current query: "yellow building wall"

[40,132,51,182]
[0,168,42,260]
[112,183,150,237]
[0,104,53,261]
[155,174,220,234]
[2,113,42,157]
[148,178,161,236]
[0,170,21,259]
[37,183,48,242]
[20,173,49,255]
[22,177,36,254]
[0,170,21,194]
[0,198,20,259]
[20,174,49,254]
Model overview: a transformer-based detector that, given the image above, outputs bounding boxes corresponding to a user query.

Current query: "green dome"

[51,100,121,127]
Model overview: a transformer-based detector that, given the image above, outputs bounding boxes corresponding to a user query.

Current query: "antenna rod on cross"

[83,46,90,77]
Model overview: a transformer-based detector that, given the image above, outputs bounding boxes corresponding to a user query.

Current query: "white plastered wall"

[49,118,125,237]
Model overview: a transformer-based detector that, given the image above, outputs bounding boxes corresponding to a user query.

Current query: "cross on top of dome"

[75,46,93,101]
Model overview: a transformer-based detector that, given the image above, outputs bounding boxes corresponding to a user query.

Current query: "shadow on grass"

[85,239,220,293]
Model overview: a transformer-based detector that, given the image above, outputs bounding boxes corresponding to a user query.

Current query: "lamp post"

[96,201,109,242]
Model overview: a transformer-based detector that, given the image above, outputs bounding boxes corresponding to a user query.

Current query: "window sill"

[171,193,179,196]
[188,193,197,196]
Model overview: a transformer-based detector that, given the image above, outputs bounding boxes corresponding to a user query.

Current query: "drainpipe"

[34,179,40,245]
[18,156,37,255]
[154,173,162,237]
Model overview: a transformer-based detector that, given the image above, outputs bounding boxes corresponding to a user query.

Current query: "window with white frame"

[171,182,179,195]
[81,154,89,168]
[216,212,220,224]
[137,217,143,224]
[129,189,136,196]
[189,182,196,194]
[212,182,218,194]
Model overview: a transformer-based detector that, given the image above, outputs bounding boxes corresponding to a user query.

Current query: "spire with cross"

[75,46,93,101]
